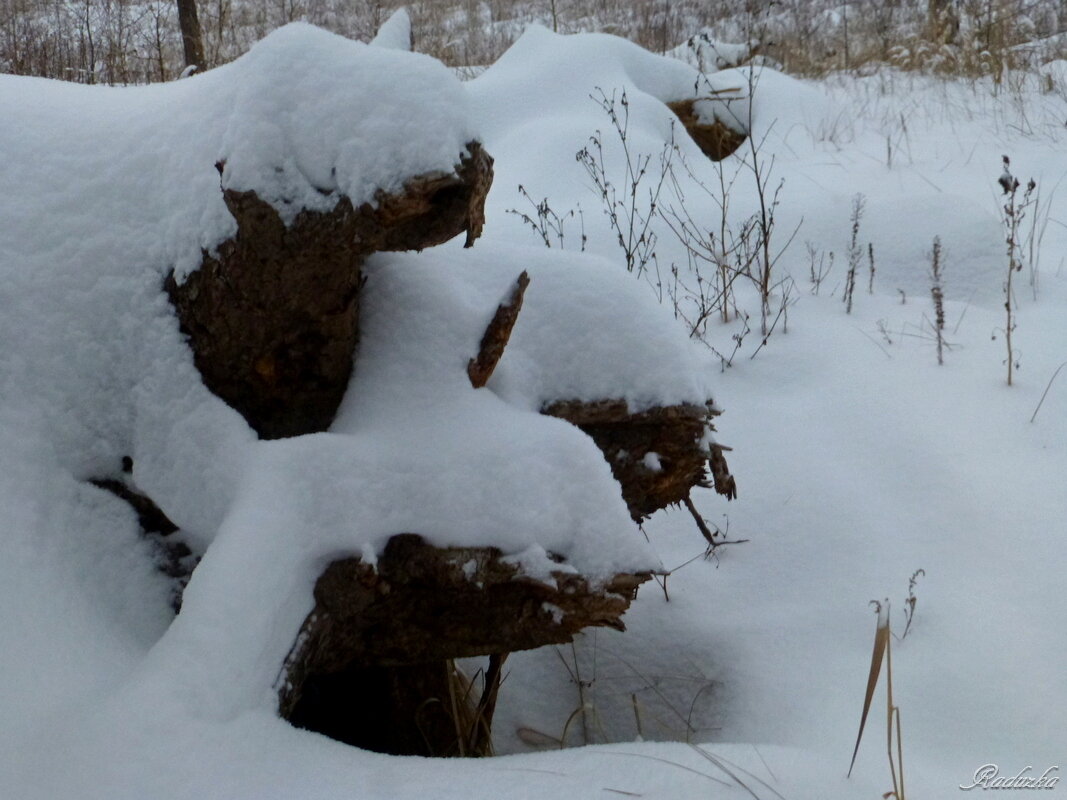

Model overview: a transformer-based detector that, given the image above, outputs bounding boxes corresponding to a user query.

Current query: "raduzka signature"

[960,764,1060,790]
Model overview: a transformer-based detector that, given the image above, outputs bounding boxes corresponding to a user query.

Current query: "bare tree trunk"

[176,0,205,72]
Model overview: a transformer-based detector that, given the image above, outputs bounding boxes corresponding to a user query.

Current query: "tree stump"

[542,399,736,521]
[166,142,493,439]
[277,534,649,756]
[667,98,747,162]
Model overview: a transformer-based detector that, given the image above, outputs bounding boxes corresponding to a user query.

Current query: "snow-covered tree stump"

[667,99,747,162]
[166,142,492,439]
[543,399,736,520]
[278,534,649,756]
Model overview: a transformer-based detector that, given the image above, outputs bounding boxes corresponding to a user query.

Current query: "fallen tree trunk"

[278,533,649,756]
[542,399,736,521]
[167,142,493,439]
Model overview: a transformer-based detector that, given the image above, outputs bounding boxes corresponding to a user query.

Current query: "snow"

[0,23,473,283]
[1039,57,1067,90]
[468,24,704,145]
[369,7,412,51]
[4,16,1067,800]
[665,31,758,73]
[1,18,681,754]
[346,244,717,413]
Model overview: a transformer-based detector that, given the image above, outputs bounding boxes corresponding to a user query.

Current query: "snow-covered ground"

[3,17,1067,800]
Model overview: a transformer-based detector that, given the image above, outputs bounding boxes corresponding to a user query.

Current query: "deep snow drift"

[0,21,730,800]
[3,17,1067,800]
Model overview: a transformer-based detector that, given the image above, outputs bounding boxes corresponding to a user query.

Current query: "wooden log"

[167,142,493,439]
[278,533,649,756]
[667,98,747,161]
[467,271,530,389]
[542,399,735,520]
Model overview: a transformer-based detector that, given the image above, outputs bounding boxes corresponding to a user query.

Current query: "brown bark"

[176,0,206,73]
[468,271,529,388]
[542,399,735,520]
[667,98,747,162]
[278,533,649,755]
[167,142,493,439]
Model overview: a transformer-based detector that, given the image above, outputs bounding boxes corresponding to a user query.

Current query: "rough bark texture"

[167,142,493,439]
[278,533,649,756]
[667,99,748,162]
[542,399,735,521]
[467,270,529,388]
[176,0,205,72]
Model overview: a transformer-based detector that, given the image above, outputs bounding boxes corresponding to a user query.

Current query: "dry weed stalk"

[899,569,925,641]
[577,80,794,370]
[577,88,671,282]
[1029,360,1067,423]
[996,155,1036,386]
[843,193,866,314]
[867,242,876,294]
[507,185,586,250]
[661,137,754,333]
[848,600,908,800]
[929,237,946,365]
[807,242,834,295]
[848,571,923,796]
[732,67,792,336]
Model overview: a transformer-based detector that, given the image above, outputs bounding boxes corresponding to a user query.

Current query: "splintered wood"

[468,271,530,389]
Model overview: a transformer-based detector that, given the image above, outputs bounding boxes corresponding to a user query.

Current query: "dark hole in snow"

[287,663,467,757]
[277,536,645,757]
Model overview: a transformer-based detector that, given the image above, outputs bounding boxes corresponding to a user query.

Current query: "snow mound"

[370,7,412,51]
[214,23,475,232]
[0,22,474,282]
[341,243,718,416]
[0,21,696,774]
[0,22,746,800]
[469,26,823,147]
[0,21,480,537]
[469,25,704,145]
[666,31,757,73]
[705,65,833,141]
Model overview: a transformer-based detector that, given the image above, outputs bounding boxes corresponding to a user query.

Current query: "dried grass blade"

[848,614,890,778]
